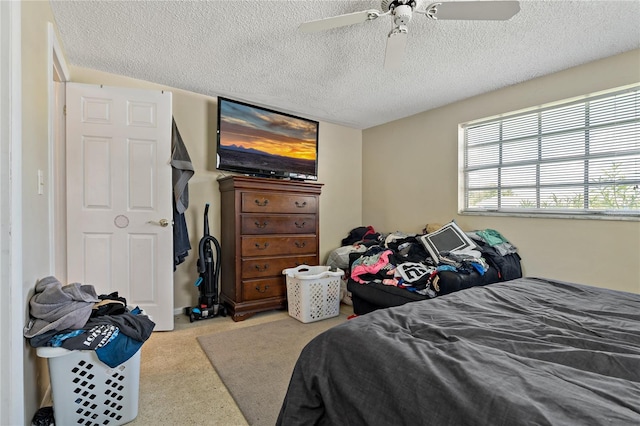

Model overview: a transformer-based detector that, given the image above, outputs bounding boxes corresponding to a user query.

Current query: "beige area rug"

[197,313,347,426]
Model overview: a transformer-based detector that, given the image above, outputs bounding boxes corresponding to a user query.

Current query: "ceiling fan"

[299,1,520,70]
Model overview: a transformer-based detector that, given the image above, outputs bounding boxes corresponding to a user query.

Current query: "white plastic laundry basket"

[283,265,344,323]
[36,346,141,426]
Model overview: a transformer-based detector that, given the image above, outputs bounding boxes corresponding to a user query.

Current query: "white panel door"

[66,82,174,330]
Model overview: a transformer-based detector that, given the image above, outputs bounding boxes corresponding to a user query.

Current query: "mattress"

[347,266,501,314]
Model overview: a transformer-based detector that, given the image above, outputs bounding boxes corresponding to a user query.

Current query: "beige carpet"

[197,313,347,426]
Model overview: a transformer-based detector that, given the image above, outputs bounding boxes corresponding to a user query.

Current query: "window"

[460,84,640,219]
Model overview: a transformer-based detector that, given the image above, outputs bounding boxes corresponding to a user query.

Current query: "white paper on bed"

[419,221,478,263]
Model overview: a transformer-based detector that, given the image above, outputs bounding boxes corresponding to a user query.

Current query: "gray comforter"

[277,277,640,425]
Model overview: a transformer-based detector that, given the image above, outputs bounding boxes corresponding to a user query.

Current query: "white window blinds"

[461,85,640,218]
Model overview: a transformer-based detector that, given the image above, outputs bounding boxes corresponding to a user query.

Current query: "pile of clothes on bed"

[23,276,155,367]
[327,221,522,314]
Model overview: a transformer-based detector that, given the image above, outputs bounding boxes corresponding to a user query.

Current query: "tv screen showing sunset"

[217,99,318,177]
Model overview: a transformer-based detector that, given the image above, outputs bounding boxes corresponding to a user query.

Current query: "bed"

[341,224,523,315]
[277,277,640,425]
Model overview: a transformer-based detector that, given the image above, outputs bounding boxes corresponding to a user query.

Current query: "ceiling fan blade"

[384,26,408,71]
[299,9,380,33]
[426,1,520,21]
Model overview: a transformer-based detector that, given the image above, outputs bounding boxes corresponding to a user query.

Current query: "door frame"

[0,2,24,425]
[48,22,70,280]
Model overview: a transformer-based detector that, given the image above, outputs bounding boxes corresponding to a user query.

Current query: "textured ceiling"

[50,0,640,129]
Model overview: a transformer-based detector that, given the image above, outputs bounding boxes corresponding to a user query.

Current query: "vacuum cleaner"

[185,203,227,322]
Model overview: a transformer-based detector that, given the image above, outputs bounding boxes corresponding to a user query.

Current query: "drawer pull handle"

[254,221,268,229]
[255,285,270,293]
[255,264,269,272]
[294,221,306,228]
[255,242,270,250]
[295,201,307,208]
[254,199,269,207]
[295,241,306,248]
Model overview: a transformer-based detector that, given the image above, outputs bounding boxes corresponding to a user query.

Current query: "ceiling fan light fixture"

[393,5,414,26]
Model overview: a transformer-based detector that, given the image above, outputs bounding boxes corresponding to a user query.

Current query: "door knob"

[148,219,170,227]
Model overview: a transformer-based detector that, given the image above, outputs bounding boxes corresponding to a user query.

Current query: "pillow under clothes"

[422,223,444,234]
[326,245,367,271]
[418,221,478,263]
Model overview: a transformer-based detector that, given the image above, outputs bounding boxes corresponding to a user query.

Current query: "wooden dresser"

[218,176,323,321]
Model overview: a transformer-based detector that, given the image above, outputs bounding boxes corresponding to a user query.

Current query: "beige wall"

[21,0,59,419]
[363,49,640,294]
[69,67,363,311]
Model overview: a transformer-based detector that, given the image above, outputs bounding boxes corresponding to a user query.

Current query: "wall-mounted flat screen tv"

[216,97,319,181]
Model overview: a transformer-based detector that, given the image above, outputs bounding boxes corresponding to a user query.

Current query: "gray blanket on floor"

[277,277,640,426]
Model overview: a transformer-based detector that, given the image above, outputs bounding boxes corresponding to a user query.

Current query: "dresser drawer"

[241,192,317,214]
[241,277,286,301]
[241,215,317,235]
[241,255,317,279]
[241,236,317,257]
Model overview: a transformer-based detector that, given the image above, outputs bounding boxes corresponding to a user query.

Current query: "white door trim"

[48,21,69,280]
[0,1,24,425]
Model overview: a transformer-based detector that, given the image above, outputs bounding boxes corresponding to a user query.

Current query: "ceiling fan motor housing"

[381,0,418,13]
[394,5,413,25]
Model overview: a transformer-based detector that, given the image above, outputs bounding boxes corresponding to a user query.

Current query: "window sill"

[459,210,640,222]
